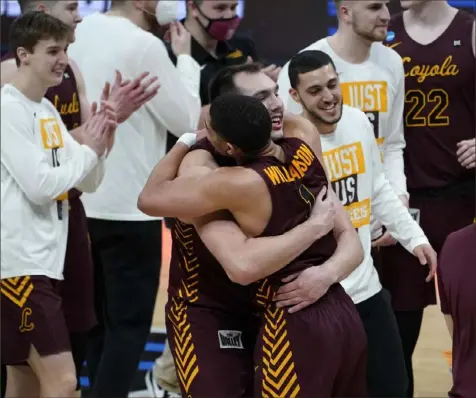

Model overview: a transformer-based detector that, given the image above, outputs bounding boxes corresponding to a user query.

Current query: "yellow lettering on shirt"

[53,92,80,116]
[340,81,388,112]
[346,199,371,229]
[263,143,315,186]
[323,142,366,182]
[323,142,370,228]
[402,55,459,84]
[40,118,64,149]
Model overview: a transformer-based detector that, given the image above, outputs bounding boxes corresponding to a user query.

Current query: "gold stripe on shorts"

[261,306,301,398]
[1,276,34,308]
[168,297,199,393]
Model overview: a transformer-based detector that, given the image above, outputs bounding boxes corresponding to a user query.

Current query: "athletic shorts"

[254,283,367,397]
[1,276,70,365]
[165,297,259,397]
[58,191,96,333]
[376,192,474,311]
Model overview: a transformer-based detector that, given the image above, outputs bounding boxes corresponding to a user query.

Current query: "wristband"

[177,132,197,148]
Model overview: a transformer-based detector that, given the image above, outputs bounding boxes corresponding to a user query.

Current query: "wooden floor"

[152,225,453,397]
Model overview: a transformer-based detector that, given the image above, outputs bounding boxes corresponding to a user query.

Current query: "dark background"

[1,0,475,65]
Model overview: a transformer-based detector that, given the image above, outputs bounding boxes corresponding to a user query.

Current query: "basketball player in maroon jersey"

[437,222,476,397]
[139,63,366,396]
[1,1,159,395]
[379,1,475,396]
[139,93,367,397]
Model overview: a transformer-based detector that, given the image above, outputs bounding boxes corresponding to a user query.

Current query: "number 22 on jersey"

[405,88,450,127]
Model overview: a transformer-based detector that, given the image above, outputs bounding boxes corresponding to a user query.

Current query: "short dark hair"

[9,11,73,67]
[208,62,262,103]
[209,93,272,156]
[288,50,337,89]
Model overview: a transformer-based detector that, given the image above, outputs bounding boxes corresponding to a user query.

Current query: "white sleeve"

[138,39,201,137]
[277,60,303,115]
[367,118,428,252]
[0,101,99,205]
[382,55,407,197]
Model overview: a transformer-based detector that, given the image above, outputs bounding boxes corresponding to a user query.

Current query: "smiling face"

[232,71,285,140]
[17,37,69,87]
[289,64,343,129]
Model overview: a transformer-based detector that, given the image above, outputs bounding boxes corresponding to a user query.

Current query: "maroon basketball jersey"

[389,11,475,189]
[245,138,337,284]
[44,64,82,131]
[168,138,255,314]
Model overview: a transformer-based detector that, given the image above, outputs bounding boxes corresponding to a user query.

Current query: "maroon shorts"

[1,276,70,365]
[58,192,96,333]
[376,193,474,311]
[254,284,367,397]
[165,297,259,397]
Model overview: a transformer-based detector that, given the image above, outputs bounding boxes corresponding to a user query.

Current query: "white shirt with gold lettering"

[278,38,407,238]
[320,105,428,304]
[1,84,105,280]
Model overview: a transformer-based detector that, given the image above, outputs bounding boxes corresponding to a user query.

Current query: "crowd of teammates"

[0,1,474,398]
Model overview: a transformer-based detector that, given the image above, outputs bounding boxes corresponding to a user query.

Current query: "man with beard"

[278,0,408,243]
[67,1,201,396]
[1,1,158,396]
[139,91,368,397]
[380,1,475,396]
[283,50,438,397]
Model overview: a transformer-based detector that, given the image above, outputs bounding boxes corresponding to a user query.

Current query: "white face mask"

[155,0,178,26]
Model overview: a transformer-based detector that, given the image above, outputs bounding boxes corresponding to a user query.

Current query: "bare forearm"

[137,143,189,214]
[229,221,329,285]
[321,228,364,284]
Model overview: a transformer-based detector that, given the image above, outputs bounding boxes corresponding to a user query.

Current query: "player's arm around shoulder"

[139,150,257,220]
[188,166,261,219]
[1,58,16,87]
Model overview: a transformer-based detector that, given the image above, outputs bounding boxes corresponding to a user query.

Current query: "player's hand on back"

[107,70,160,124]
[308,185,335,237]
[273,265,336,313]
[82,101,116,157]
[170,21,191,57]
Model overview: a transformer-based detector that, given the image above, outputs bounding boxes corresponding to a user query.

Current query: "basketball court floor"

[83,224,453,397]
